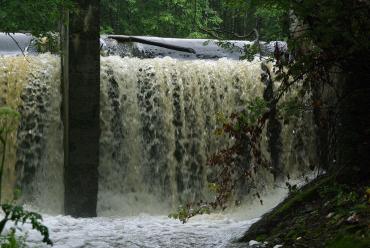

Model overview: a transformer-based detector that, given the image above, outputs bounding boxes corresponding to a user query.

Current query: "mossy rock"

[240,175,332,242]
[239,175,370,247]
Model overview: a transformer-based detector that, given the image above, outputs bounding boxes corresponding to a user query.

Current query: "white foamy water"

[24,214,255,248]
[7,187,290,248]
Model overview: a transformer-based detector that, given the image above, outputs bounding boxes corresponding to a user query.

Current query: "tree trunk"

[262,64,283,180]
[335,69,370,182]
[63,0,100,217]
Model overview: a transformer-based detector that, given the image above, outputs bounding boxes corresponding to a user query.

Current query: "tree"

[100,0,222,38]
[202,0,289,41]
[0,0,73,35]
[271,0,369,180]
[170,0,370,223]
[100,0,289,41]
[221,3,370,245]
[213,0,370,186]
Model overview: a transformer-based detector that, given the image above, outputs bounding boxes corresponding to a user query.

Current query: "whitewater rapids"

[19,186,288,248]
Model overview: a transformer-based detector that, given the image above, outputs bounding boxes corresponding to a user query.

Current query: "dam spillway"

[0,53,315,247]
[6,54,265,214]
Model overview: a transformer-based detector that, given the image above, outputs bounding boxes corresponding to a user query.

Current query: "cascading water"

[15,55,64,213]
[98,56,265,216]
[0,53,315,247]
[0,55,64,210]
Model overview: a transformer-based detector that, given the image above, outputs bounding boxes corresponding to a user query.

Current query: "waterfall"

[98,56,264,215]
[0,54,315,216]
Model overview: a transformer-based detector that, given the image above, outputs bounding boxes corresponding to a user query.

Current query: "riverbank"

[240,176,370,247]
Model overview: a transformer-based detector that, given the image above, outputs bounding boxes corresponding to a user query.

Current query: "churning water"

[18,187,289,248]
[1,54,314,247]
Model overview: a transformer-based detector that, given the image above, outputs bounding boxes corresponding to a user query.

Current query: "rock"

[249,240,262,246]
[346,213,360,224]
[326,212,334,218]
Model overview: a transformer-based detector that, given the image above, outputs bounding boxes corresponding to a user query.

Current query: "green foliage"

[243,97,268,125]
[0,107,20,135]
[0,0,74,35]
[169,0,369,223]
[319,183,361,208]
[0,228,27,248]
[216,97,268,133]
[100,0,288,40]
[0,204,52,246]
[255,4,288,41]
[33,32,60,54]
[0,107,52,246]
[101,0,222,38]
[214,41,237,51]
[272,0,369,90]
[171,97,270,223]
[0,107,20,204]
[241,176,370,246]
[277,97,304,120]
[100,25,114,35]
[207,182,221,193]
[326,235,370,248]
[203,0,289,41]
[240,43,260,61]
[187,32,209,39]
[2,0,289,40]
[169,203,211,224]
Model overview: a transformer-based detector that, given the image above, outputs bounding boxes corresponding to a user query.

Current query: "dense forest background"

[0,0,369,247]
[100,0,289,41]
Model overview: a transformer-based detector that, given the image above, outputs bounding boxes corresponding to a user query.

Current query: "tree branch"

[7,33,29,62]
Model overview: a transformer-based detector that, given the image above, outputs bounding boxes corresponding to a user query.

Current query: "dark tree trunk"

[262,64,283,180]
[63,0,100,217]
[335,68,370,182]
[312,84,329,171]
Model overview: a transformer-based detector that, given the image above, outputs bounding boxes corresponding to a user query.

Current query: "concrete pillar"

[62,1,100,217]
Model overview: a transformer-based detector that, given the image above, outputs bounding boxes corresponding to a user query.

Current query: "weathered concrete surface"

[103,36,287,60]
[63,0,100,217]
[0,32,286,60]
